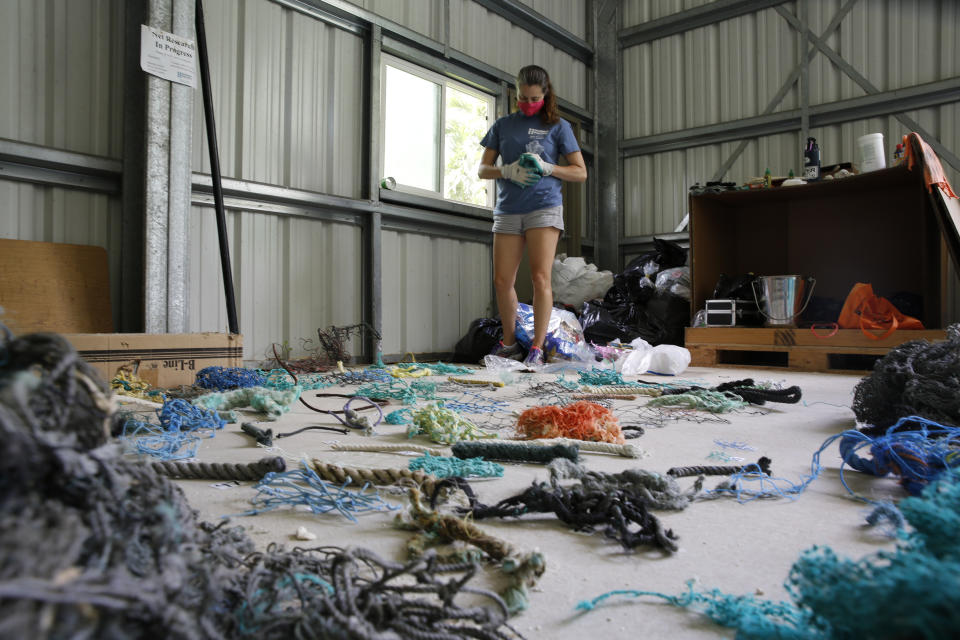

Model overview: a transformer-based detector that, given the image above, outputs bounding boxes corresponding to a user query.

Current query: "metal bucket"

[751,275,816,326]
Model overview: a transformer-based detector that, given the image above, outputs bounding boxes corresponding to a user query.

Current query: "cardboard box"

[64,333,243,388]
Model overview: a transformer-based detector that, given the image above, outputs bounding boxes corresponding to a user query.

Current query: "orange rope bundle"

[516,401,625,444]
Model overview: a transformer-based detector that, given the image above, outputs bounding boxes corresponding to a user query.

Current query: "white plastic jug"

[857,133,886,172]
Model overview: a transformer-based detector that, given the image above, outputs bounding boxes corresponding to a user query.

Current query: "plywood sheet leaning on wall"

[0,238,113,334]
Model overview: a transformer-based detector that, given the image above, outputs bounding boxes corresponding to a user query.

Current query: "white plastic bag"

[646,345,691,375]
[482,355,526,372]
[615,337,690,376]
[552,254,614,308]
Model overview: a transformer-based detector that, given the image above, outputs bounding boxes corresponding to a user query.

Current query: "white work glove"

[500,159,540,188]
[520,152,554,176]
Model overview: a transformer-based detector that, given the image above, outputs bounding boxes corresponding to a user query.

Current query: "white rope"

[330,442,446,455]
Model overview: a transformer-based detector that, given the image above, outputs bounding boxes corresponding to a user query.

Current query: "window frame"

[379,54,497,209]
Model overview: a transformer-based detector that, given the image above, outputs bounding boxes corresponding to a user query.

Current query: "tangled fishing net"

[0,326,522,639]
[577,467,960,639]
[853,323,960,432]
[516,401,625,444]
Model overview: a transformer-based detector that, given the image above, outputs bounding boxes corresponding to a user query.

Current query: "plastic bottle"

[803,137,820,181]
[764,168,772,188]
[894,143,904,163]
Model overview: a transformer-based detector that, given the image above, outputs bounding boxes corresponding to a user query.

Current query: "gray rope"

[667,456,772,479]
[549,458,702,511]
[151,456,286,481]
[452,440,579,464]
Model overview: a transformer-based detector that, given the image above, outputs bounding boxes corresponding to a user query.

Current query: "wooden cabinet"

[685,163,957,371]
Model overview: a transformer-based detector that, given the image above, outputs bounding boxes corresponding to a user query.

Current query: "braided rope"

[151,456,286,481]
[309,459,441,495]
[572,393,638,401]
[452,441,579,464]
[447,377,505,387]
[667,456,771,479]
[397,487,546,614]
[330,442,445,455]
[525,437,644,459]
[582,385,662,397]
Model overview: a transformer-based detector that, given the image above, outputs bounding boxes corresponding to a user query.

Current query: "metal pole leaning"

[195,0,239,335]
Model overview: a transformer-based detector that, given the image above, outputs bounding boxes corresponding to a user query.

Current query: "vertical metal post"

[363,25,383,362]
[121,0,148,332]
[195,0,240,335]
[594,0,621,271]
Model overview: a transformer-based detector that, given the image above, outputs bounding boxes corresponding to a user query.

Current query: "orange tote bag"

[837,283,924,340]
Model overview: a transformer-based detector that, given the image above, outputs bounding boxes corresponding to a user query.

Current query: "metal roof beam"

[621,76,960,157]
[472,0,593,64]
[619,0,790,48]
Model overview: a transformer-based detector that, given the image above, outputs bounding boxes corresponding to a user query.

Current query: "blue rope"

[439,390,510,414]
[195,366,266,390]
[836,416,960,496]
[230,461,398,523]
[706,415,960,505]
[260,368,332,391]
[121,399,226,460]
[385,408,413,425]
[408,454,504,478]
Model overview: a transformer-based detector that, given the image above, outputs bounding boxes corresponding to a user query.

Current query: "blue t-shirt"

[480,112,580,214]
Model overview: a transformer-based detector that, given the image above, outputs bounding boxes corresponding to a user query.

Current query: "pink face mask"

[518,100,544,116]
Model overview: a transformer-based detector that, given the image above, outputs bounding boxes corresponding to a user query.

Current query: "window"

[381,56,496,208]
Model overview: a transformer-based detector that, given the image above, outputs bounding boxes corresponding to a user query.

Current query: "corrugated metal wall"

[0,0,125,329]
[188,206,365,363]
[381,231,492,355]
[345,0,445,41]
[0,0,124,156]
[187,0,368,360]
[189,0,568,360]
[449,0,588,109]
[190,0,364,197]
[620,0,960,321]
[621,0,960,235]
[2,0,586,360]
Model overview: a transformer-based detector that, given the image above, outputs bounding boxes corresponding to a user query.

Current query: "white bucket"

[857,133,886,172]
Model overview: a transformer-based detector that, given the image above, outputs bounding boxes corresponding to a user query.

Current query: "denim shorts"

[492,206,564,235]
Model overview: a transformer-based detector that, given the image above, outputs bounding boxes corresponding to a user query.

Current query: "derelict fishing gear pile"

[853,323,960,433]
[0,326,521,638]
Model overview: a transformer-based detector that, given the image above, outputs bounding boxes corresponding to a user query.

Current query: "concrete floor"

[135,364,901,639]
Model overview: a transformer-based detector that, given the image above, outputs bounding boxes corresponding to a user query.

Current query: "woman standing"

[478,65,587,366]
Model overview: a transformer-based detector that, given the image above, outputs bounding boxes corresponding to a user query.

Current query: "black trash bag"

[634,290,690,347]
[887,291,924,321]
[625,237,688,274]
[712,273,759,301]
[580,301,644,345]
[603,237,687,308]
[453,317,502,364]
[802,296,844,324]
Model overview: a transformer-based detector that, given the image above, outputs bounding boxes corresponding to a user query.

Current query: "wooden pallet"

[685,327,947,373]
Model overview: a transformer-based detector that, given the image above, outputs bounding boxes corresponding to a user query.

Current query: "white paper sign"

[140,24,197,88]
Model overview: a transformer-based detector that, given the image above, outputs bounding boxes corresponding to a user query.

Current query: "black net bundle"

[852,323,960,433]
[0,325,519,639]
